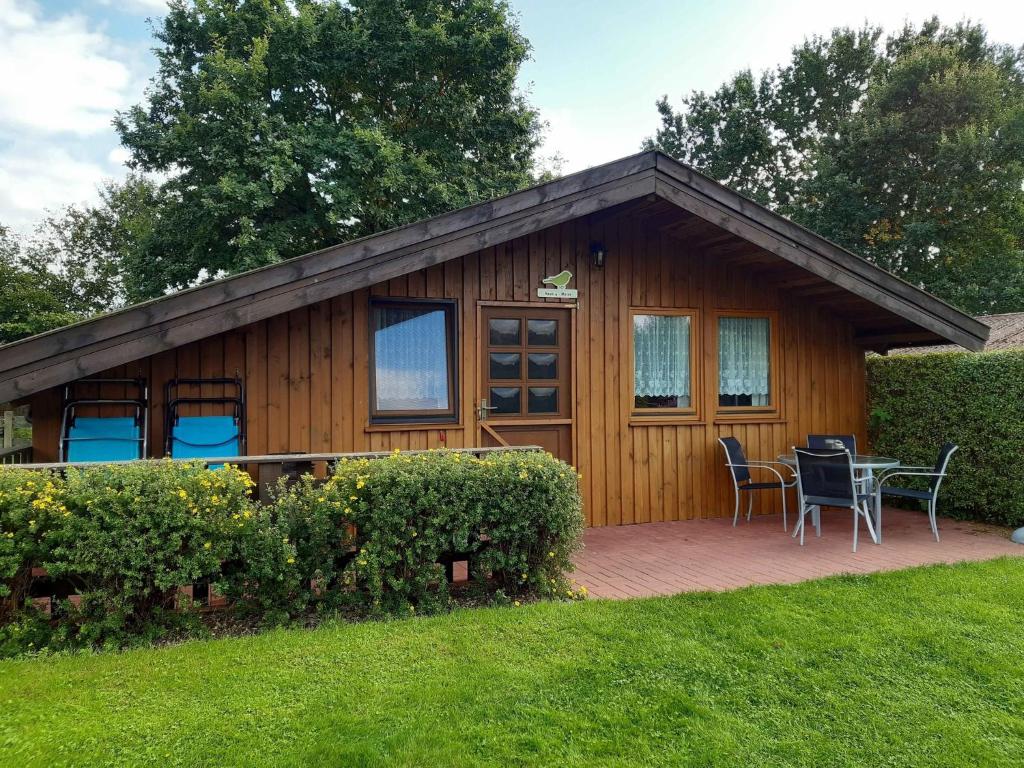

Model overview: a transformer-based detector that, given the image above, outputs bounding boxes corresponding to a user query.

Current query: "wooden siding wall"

[30,213,866,526]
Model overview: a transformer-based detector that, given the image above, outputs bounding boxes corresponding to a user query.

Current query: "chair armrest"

[728,462,795,485]
[876,469,945,486]
[747,460,797,478]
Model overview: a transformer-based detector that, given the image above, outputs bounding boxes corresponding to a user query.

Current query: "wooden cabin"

[0,152,986,526]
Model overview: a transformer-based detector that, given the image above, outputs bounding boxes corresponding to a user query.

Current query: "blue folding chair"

[59,378,148,462]
[164,378,246,466]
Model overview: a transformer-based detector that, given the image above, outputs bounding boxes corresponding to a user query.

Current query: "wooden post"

[2,411,12,449]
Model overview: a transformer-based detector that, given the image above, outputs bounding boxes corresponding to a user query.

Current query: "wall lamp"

[590,242,606,269]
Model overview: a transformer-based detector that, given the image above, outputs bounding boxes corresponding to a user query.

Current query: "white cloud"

[537,106,654,174]
[0,0,133,136]
[0,143,111,231]
[97,0,169,13]
[0,1,153,231]
[107,146,133,167]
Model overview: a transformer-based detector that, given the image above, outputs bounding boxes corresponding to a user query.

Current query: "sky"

[1,0,1022,233]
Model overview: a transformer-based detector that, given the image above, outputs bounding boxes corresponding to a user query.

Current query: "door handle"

[478,401,498,420]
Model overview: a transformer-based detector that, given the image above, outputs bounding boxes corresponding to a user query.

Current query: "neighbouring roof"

[0,151,989,402]
[889,313,1024,355]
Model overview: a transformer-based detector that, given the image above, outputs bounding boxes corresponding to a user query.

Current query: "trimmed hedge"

[0,450,584,655]
[866,349,1024,527]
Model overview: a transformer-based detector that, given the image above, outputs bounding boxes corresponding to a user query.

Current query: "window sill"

[629,417,706,427]
[365,421,463,433]
[713,413,786,425]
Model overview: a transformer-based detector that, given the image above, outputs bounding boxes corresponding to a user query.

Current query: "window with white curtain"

[370,300,457,421]
[718,315,771,407]
[632,312,692,410]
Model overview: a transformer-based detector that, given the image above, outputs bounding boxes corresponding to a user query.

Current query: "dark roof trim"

[0,155,656,401]
[0,150,987,402]
[653,157,989,352]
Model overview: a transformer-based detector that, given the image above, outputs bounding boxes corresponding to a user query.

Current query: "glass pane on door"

[528,387,558,414]
[489,353,521,380]
[527,319,557,345]
[527,353,557,380]
[489,319,520,346]
[490,387,521,414]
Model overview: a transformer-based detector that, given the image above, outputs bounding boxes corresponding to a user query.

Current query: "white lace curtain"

[373,306,450,411]
[719,316,770,405]
[633,314,690,399]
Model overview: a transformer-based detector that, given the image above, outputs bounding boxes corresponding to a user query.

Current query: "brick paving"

[571,507,1022,599]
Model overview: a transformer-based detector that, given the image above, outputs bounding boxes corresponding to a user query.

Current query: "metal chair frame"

[793,447,878,552]
[719,437,796,531]
[875,443,958,542]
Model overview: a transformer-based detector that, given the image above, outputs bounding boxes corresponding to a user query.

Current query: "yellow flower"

[547,551,555,558]
[356,479,366,490]
[350,495,358,501]
[287,557,295,564]
[519,470,529,480]
[177,489,187,499]
[513,601,521,607]
[317,497,326,503]
[203,542,211,549]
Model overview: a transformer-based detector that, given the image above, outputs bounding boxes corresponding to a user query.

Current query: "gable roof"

[889,313,1024,355]
[0,151,988,402]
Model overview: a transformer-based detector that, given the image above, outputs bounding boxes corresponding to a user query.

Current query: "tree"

[0,177,155,344]
[0,226,82,345]
[644,26,881,209]
[646,20,1024,313]
[115,0,542,299]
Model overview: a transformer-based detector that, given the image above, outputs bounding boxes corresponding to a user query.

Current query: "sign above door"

[537,270,578,299]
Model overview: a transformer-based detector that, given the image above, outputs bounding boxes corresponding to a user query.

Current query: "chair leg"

[852,505,859,553]
[746,493,753,522]
[813,506,821,537]
[799,504,806,546]
[929,499,940,542]
[863,501,878,546]
[780,485,788,532]
[732,487,740,527]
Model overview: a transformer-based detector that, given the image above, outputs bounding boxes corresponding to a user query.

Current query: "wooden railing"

[3,446,543,502]
[0,445,33,465]
[7,445,540,472]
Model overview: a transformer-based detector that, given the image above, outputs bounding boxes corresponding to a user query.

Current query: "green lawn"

[3,559,1024,767]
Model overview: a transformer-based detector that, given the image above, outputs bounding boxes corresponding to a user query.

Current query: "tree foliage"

[115,0,542,299]
[646,19,1024,313]
[0,178,154,345]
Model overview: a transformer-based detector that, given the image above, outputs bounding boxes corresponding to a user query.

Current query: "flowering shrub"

[46,461,262,649]
[0,449,584,654]
[330,449,584,614]
[0,468,64,620]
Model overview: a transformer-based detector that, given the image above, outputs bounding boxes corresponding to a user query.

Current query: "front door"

[478,305,573,462]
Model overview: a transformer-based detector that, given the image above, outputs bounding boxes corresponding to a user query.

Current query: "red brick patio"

[571,507,1022,599]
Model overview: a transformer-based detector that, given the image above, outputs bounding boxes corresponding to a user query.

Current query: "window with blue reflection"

[371,301,455,418]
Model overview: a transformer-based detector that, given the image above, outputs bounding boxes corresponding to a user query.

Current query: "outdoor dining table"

[777,453,901,543]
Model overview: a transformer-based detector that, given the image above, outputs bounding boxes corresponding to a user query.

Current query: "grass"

[3,558,1024,767]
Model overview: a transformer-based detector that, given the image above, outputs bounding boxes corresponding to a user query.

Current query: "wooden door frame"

[474,300,577,463]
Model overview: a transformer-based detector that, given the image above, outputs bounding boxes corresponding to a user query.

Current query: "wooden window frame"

[628,307,702,424]
[368,297,459,425]
[711,309,781,421]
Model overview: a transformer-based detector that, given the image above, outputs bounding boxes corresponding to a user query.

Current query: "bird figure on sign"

[542,270,573,290]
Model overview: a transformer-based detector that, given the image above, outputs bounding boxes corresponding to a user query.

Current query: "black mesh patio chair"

[807,434,857,453]
[719,437,796,531]
[793,447,877,552]
[875,443,958,542]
